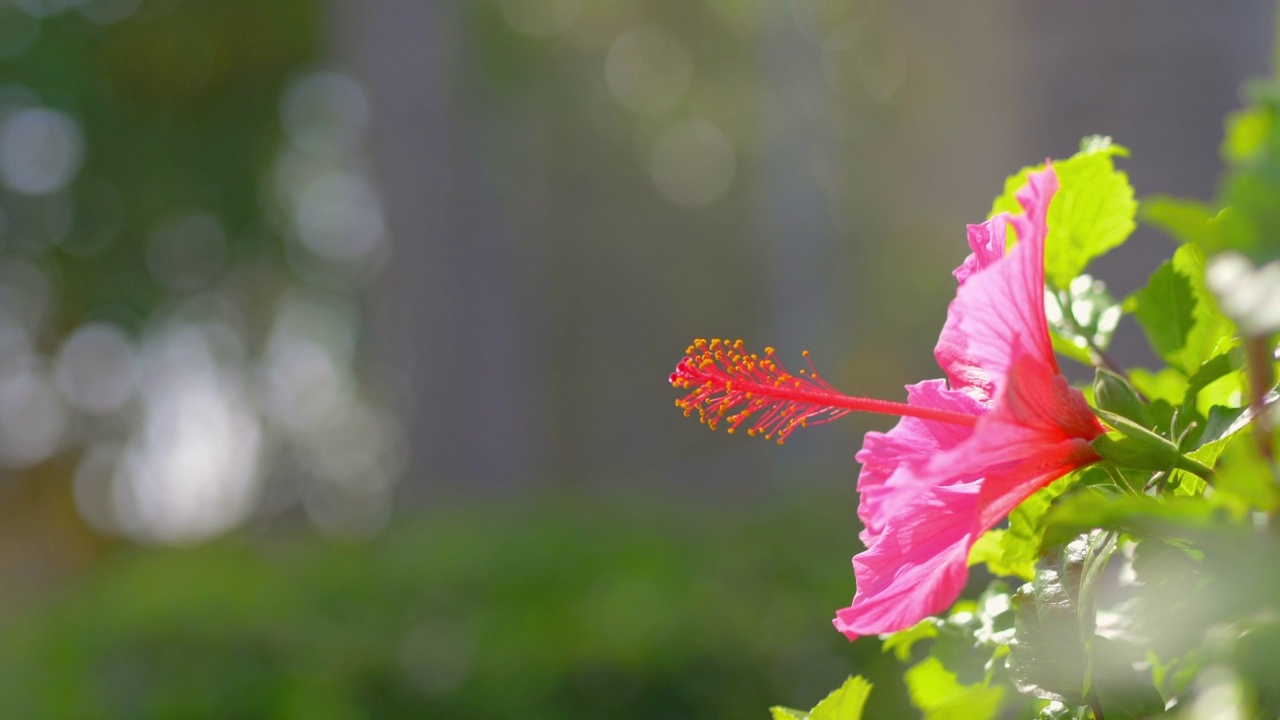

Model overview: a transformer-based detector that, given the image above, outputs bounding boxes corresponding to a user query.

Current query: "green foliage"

[1216,81,1280,263]
[770,676,873,720]
[1006,542,1092,706]
[0,496,912,720]
[1041,492,1223,549]
[1139,196,1219,246]
[1126,260,1198,370]
[991,136,1137,289]
[904,657,1003,720]
[1127,242,1237,376]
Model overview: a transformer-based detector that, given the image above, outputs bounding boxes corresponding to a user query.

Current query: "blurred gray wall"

[331,0,1275,494]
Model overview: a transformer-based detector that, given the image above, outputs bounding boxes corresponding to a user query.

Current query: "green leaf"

[1223,106,1273,164]
[1184,349,1241,404]
[770,676,873,720]
[1216,84,1280,263]
[1139,195,1216,245]
[1127,242,1237,375]
[1007,549,1089,705]
[904,657,1003,720]
[1126,260,1196,372]
[809,676,873,720]
[1171,391,1280,500]
[930,584,1018,685]
[991,137,1137,289]
[1042,492,1221,548]
[1128,367,1189,406]
[1089,637,1167,720]
[1210,430,1280,513]
[883,619,940,662]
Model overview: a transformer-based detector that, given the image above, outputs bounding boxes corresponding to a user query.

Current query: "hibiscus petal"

[855,380,984,544]
[959,352,1103,530]
[946,167,1060,386]
[936,216,1010,398]
[835,482,978,638]
[1008,160,1055,253]
[951,216,1008,286]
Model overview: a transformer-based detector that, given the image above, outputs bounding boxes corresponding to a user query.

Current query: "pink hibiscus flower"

[669,165,1105,639]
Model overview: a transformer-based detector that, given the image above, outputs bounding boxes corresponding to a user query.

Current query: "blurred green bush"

[0,493,910,719]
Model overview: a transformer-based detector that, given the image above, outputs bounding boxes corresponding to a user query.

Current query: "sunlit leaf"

[771,676,873,720]
[991,137,1136,289]
[904,657,1003,720]
[882,620,939,663]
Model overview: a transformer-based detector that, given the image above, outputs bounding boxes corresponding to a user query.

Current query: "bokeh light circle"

[649,120,736,207]
[498,0,582,37]
[0,107,83,195]
[54,322,137,415]
[605,26,693,114]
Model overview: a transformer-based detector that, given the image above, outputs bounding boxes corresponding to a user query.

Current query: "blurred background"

[0,0,1272,717]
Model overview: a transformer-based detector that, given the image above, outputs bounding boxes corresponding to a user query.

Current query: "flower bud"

[1092,368,1145,424]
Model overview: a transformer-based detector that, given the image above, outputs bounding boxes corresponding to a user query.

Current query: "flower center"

[671,339,979,444]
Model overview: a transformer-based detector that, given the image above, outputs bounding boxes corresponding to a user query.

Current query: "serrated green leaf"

[1169,391,1280,499]
[1128,242,1236,375]
[1126,260,1197,371]
[904,657,1003,720]
[991,138,1136,289]
[809,675,873,720]
[770,676,873,720]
